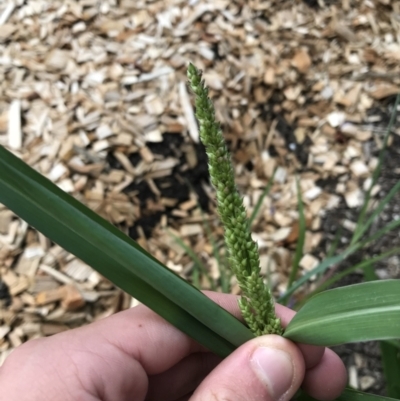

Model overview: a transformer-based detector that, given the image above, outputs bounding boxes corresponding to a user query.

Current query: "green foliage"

[297,388,399,401]
[289,177,306,287]
[0,64,399,401]
[248,169,276,226]
[351,94,400,246]
[284,280,400,346]
[381,341,400,399]
[168,229,217,291]
[281,94,400,307]
[0,144,254,358]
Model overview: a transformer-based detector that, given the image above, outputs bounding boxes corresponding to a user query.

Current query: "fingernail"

[251,347,294,401]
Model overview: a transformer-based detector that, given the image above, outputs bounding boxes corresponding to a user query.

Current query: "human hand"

[0,291,347,401]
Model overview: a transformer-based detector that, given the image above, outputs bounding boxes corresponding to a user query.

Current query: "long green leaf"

[0,145,254,357]
[281,216,400,305]
[355,180,400,246]
[198,203,232,293]
[249,168,276,226]
[278,248,357,303]
[305,247,400,300]
[361,252,400,399]
[351,93,400,245]
[286,177,306,293]
[168,229,216,291]
[337,388,399,401]
[296,388,399,401]
[385,340,400,350]
[284,280,400,346]
[360,218,400,249]
[381,340,400,399]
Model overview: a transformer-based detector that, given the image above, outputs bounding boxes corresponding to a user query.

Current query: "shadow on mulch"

[107,133,211,239]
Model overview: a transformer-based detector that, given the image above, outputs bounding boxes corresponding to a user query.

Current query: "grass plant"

[0,66,398,401]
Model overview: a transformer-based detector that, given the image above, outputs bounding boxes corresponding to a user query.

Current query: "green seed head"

[187,63,283,337]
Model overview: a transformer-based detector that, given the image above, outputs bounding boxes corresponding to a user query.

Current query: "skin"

[0,292,347,401]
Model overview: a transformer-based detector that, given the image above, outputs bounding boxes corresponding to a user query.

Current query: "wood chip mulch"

[0,0,399,390]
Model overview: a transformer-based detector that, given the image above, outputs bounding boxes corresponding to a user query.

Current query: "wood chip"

[7,100,22,150]
[292,49,312,74]
[180,224,203,237]
[299,254,319,272]
[61,285,85,311]
[345,188,364,208]
[64,259,94,282]
[179,82,199,143]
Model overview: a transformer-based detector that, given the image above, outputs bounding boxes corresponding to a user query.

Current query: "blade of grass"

[0,145,254,357]
[198,206,232,293]
[168,229,216,291]
[191,264,201,289]
[326,226,342,259]
[217,248,232,294]
[296,247,400,307]
[296,388,399,401]
[184,179,232,293]
[337,388,399,401]
[287,177,306,291]
[249,168,276,226]
[384,340,400,350]
[278,247,358,303]
[351,94,400,245]
[285,216,400,305]
[311,227,343,284]
[381,340,400,399]
[354,218,400,252]
[284,280,400,346]
[362,254,400,400]
[353,180,400,246]
[281,214,400,304]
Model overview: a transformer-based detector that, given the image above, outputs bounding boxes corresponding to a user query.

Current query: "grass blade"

[380,340,400,399]
[361,253,400,400]
[326,226,343,259]
[360,218,400,249]
[184,179,232,293]
[284,280,400,346]
[249,168,276,226]
[278,248,357,303]
[354,180,400,246]
[384,340,400,350]
[337,388,399,401]
[296,388,399,401]
[168,229,216,291]
[351,94,400,245]
[0,145,254,357]
[287,176,306,289]
[198,206,232,293]
[303,247,400,300]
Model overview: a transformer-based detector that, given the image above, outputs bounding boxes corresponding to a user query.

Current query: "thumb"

[191,335,305,401]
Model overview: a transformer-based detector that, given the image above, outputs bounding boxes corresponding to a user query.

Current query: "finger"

[83,291,324,375]
[196,293,346,400]
[0,335,149,401]
[191,335,305,401]
[275,303,325,369]
[208,292,325,369]
[58,291,331,394]
[301,348,348,401]
[146,353,221,401]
